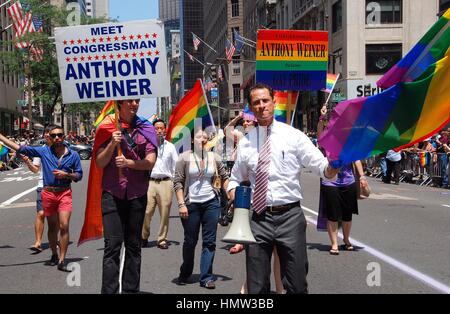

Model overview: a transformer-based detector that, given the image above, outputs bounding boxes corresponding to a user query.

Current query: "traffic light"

[210,66,217,83]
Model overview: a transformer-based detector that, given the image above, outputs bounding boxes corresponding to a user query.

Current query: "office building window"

[366,0,402,24]
[232,56,240,75]
[233,84,241,103]
[231,0,239,17]
[366,44,402,74]
[332,0,342,33]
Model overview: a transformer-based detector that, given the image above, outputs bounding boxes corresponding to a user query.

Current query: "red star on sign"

[66,57,71,62]
[77,39,82,44]
[137,34,142,39]
[95,55,100,60]
[99,37,104,42]
[117,54,122,59]
[128,35,134,40]
[70,39,75,45]
[122,35,127,40]
[155,50,160,55]
[139,51,145,57]
[147,51,152,56]
[109,54,114,59]
[114,36,119,41]
[80,56,85,61]
[145,33,150,39]
[91,38,97,43]
[106,37,111,42]
[102,55,107,60]
[152,33,157,38]
[73,57,78,62]
[63,40,68,45]
[84,38,90,43]
[124,53,130,58]
[88,56,93,61]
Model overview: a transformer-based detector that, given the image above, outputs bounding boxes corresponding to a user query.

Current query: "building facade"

[85,0,109,18]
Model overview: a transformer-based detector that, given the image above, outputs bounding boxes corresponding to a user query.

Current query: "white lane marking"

[0,185,38,207]
[302,205,450,294]
[119,246,125,293]
[442,205,450,208]
[0,202,35,209]
[369,193,417,200]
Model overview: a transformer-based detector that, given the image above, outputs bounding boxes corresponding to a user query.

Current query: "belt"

[150,177,171,183]
[266,201,300,213]
[43,186,70,193]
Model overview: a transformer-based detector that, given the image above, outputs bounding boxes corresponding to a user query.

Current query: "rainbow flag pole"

[324,73,340,106]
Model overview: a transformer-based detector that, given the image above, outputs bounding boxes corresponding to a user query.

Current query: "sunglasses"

[49,133,64,139]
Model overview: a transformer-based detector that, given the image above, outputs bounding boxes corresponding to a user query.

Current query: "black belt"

[266,201,300,213]
[150,177,171,183]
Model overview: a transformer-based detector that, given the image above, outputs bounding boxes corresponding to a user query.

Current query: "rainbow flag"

[319,49,450,167]
[256,30,328,91]
[377,9,450,89]
[274,91,299,123]
[323,73,339,93]
[0,144,9,157]
[93,100,115,128]
[166,79,214,152]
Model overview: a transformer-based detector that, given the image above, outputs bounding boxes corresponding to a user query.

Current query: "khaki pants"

[141,180,173,244]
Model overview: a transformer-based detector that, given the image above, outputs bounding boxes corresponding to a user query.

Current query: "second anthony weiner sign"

[55,20,170,104]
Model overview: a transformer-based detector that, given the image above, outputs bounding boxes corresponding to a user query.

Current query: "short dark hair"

[49,125,63,133]
[247,83,274,105]
[153,119,166,127]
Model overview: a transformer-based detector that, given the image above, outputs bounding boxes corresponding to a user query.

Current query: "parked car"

[31,139,92,160]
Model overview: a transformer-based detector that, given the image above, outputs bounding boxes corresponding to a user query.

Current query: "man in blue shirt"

[0,125,83,272]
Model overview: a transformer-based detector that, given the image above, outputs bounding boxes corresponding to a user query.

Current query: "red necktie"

[252,129,271,215]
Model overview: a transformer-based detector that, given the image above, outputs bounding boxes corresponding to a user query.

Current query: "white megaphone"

[222,186,257,244]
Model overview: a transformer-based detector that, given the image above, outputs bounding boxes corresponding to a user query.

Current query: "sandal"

[343,243,354,251]
[29,245,43,254]
[329,248,339,255]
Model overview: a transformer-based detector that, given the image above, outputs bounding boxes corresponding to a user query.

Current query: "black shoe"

[141,239,148,248]
[157,242,169,249]
[57,260,72,272]
[201,280,216,289]
[176,276,189,286]
[44,254,59,266]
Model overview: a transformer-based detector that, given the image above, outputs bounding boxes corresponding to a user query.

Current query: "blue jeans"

[440,154,448,187]
[180,197,220,285]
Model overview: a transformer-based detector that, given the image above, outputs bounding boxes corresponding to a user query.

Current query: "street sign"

[211,88,218,98]
[332,92,346,102]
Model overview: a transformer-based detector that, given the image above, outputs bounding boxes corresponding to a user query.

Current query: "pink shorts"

[41,188,73,217]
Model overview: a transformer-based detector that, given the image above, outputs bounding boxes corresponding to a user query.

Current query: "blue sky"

[109,0,159,119]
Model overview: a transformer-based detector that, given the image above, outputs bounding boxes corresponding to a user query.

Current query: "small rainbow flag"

[319,49,450,167]
[166,79,214,151]
[274,91,299,123]
[93,100,115,128]
[323,73,339,93]
[0,144,9,157]
[377,8,450,88]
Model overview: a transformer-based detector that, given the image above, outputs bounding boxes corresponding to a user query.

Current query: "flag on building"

[186,50,194,62]
[192,33,201,51]
[93,100,115,128]
[377,8,450,89]
[7,0,44,60]
[225,38,236,63]
[166,79,214,152]
[322,73,339,93]
[274,91,299,123]
[319,49,450,167]
[233,29,245,54]
[217,64,223,81]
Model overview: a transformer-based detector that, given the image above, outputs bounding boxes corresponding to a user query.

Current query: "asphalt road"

[0,162,449,294]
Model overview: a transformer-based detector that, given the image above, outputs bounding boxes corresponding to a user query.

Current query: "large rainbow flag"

[319,49,450,167]
[377,8,450,88]
[0,143,9,157]
[93,100,115,128]
[166,79,214,152]
[274,91,299,123]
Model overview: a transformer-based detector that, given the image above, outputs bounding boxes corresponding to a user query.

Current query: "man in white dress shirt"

[141,119,178,249]
[227,83,339,294]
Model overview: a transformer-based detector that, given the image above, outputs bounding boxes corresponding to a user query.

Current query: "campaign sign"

[55,20,170,104]
[256,30,328,91]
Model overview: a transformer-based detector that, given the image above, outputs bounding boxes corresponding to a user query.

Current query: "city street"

[0,161,449,294]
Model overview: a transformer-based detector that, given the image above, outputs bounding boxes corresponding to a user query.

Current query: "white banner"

[55,20,170,104]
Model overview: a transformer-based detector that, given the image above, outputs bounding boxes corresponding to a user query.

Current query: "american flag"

[192,33,201,51]
[225,38,235,63]
[7,1,44,61]
[186,51,194,62]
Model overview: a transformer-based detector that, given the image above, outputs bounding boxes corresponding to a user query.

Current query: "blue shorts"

[36,187,43,212]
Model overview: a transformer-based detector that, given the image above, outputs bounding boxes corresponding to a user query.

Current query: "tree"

[0,0,111,130]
